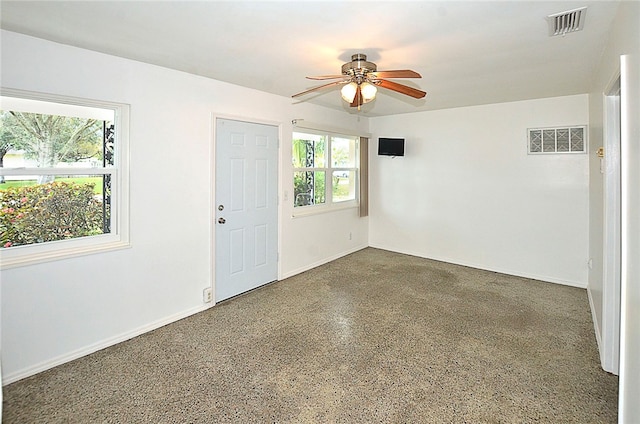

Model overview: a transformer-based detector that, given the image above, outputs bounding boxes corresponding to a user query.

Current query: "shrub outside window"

[293,131,358,213]
[0,89,130,269]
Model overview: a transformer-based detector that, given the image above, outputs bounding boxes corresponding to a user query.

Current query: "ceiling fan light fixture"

[361,82,377,103]
[292,52,426,108]
[341,82,358,103]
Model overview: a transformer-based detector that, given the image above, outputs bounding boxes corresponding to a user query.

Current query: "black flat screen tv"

[378,137,405,156]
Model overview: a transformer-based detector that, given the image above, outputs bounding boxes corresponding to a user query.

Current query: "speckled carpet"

[3,248,618,423]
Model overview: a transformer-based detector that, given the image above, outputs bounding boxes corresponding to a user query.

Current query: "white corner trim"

[587,286,604,368]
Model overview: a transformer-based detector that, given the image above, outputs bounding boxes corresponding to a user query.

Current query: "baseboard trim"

[5,244,369,386]
[2,304,211,386]
[367,244,587,289]
[280,244,368,280]
[3,244,584,385]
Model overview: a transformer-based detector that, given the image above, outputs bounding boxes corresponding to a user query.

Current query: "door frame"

[601,72,621,374]
[210,113,283,304]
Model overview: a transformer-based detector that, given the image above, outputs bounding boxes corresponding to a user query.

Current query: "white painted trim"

[280,244,368,280]
[212,112,282,130]
[588,286,604,367]
[601,74,622,375]
[618,52,639,424]
[292,202,359,218]
[292,119,371,138]
[1,240,131,269]
[209,113,220,305]
[277,121,285,282]
[2,304,211,386]
[0,168,116,177]
[368,244,588,288]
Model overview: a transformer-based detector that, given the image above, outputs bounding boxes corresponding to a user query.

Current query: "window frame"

[0,88,130,269]
[292,129,359,216]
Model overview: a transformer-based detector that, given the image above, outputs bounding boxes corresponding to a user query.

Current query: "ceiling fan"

[292,53,427,109]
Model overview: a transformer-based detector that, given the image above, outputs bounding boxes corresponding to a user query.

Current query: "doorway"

[214,118,279,302]
[602,75,621,374]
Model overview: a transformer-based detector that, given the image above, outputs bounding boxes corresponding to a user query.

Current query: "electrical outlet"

[349,232,352,240]
[203,287,213,303]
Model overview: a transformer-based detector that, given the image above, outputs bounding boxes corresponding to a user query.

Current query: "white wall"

[369,95,589,287]
[0,30,368,383]
[619,49,640,424]
[587,0,639,377]
[587,81,606,359]
[588,2,640,421]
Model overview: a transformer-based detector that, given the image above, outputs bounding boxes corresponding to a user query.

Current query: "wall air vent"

[528,126,587,154]
[547,7,587,36]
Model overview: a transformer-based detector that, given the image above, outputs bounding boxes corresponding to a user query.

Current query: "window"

[292,131,358,213]
[528,126,587,154]
[0,89,130,268]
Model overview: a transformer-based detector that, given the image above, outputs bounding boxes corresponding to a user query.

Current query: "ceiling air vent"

[547,7,587,36]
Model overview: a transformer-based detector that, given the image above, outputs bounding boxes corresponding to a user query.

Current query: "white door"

[215,118,278,302]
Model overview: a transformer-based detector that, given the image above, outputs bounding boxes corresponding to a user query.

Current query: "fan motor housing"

[342,53,377,76]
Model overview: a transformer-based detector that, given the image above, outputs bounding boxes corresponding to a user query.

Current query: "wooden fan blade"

[376,79,427,99]
[350,85,363,108]
[369,70,422,79]
[306,74,348,80]
[292,80,346,98]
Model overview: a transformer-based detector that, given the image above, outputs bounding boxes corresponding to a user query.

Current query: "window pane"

[332,170,356,203]
[314,171,326,204]
[1,176,111,248]
[529,130,542,153]
[294,171,312,206]
[292,132,326,168]
[293,171,326,207]
[543,129,556,152]
[1,109,114,169]
[556,128,570,152]
[331,136,356,167]
[570,127,585,152]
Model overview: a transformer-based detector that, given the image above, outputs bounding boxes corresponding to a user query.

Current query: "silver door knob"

[218,217,226,224]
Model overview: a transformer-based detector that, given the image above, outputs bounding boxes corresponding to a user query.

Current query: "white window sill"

[0,240,131,270]
[292,201,359,218]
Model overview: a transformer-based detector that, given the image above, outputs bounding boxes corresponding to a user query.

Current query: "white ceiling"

[0,1,621,117]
